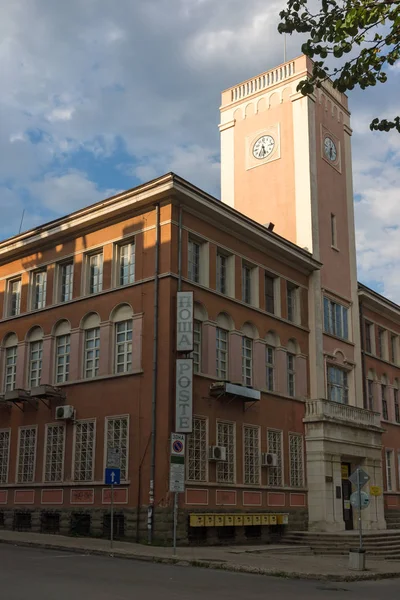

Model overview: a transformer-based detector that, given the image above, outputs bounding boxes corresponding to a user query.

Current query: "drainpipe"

[359,299,368,409]
[148,204,160,544]
[178,205,183,293]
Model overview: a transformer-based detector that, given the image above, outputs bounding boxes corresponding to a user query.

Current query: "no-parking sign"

[171,433,185,457]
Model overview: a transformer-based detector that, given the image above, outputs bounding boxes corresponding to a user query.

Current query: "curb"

[1,537,400,582]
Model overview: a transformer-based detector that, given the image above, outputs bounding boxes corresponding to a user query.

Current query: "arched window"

[286,339,299,398]
[111,304,133,374]
[394,379,399,424]
[216,313,233,380]
[192,303,207,374]
[265,331,280,392]
[241,322,258,386]
[366,369,376,410]
[81,313,101,379]
[53,320,71,384]
[3,333,18,392]
[26,326,44,388]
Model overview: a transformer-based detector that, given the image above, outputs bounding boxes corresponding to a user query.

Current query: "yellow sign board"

[341,464,349,479]
[370,486,382,497]
[190,515,205,527]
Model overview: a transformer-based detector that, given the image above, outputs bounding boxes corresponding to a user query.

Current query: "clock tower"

[220,56,385,532]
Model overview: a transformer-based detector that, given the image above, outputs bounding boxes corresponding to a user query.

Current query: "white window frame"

[7,277,22,317]
[58,261,74,303]
[116,240,135,286]
[323,296,349,340]
[216,420,236,484]
[216,327,229,380]
[216,251,227,295]
[43,423,66,483]
[242,262,258,306]
[31,269,47,310]
[188,238,200,283]
[390,334,398,365]
[287,352,295,397]
[187,416,208,483]
[365,321,374,354]
[84,327,100,379]
[115,319,133,374]
[386,449,394,491]
[366,378,374,411]
[378,328,387,360]
[267,429,283,487]
[327,365,349,405]
[330,213,337,248]
[242,337,253,386]
[243,424,261,486]
[73,419,96,482]
[191,320,202,373]
[16,425,37,483]
[381,383,389,420]
[87,251,103,295]
[0,428,11,484]
[28,340,43,388]
[4,345,17,392]
[287,282,300,323]
[104,415,129,482]
[266,345,275,392]
[289,433,304,488]
[55,334,70,384]
[188,237,209,286]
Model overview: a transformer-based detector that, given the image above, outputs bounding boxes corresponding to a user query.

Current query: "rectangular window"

[391,335,397,364]
[106,417,128,481]
[192,320,201,374]
[59,262,74,302]
[217,421,235,483]
[365,322,372,354]
[84,328,100,379]
[287,282,298,323]
[330,213,337,247]
[323,297,349,339]
[394,389,400,424]
[4,346,17,392]
[187,416,207,482]
[32,270,47,310]
[244,425,260,485]
[17,427,37,483]
[242,337,253,386]
[386,449,394,491]
[119,242,135,286]
[216,252,227,294]
[242,264,252,304]
[88,253,103,294]
[287,353,295,397]
[327,366,349,405]
[266,346,275,392]
[216,327,228,380]
[8,278,21,316]
[44,424,65,482]
[0,429,10,484]
[267,429,283,487]
[115,320,132,373]
[29,340,42,388]
[289,433,304,487]
[74,421,95,481]
[56,335,70,383]
[367,379,374,411]
[265,274,275,314]
[382,384,388,420]
[378,328,385,359]
[188,240,200,283]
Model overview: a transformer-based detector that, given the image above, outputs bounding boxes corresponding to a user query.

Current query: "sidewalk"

[1,529,400,582]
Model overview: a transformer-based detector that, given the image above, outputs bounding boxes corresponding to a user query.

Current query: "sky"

[1,0,400,302]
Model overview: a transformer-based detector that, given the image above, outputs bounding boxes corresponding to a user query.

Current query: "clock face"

[253,135,275,160]
[324,137,337,162]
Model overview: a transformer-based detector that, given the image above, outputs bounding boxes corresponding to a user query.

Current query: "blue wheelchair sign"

[105,468,121,485]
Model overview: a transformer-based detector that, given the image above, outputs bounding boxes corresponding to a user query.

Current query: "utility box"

[349,548,366,571]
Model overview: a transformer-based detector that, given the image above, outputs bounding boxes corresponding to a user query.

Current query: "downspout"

[148,203,160,544]
[178,205,183,292]
[359,299,368,409]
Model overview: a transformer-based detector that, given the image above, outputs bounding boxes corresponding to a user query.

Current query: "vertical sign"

[176,291,194,351]
[175,359,193,433]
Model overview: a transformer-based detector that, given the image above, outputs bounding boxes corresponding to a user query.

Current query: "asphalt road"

[1,545,400,600]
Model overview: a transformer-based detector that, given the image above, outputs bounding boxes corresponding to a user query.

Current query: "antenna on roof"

[18,209,25,234]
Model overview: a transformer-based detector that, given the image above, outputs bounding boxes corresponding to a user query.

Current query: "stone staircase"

[283,531,400,560]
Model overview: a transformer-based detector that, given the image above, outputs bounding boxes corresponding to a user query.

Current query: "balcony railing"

[304,398,382,429]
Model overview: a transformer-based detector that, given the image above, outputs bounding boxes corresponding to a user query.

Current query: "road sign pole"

[357,468,363,551]
[173,491,178,555]
[111,483,114,550]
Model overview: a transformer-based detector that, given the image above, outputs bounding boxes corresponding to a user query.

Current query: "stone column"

[296,354,308,399]
[15,342,27,389]
[202,322,216,378]
[253,340,265,390]
[41,335,53,385]
[229,332,242,384]
[69,328,81,381]
[99,322,112,375]
[275,348,287,395]
[132,316,143,372]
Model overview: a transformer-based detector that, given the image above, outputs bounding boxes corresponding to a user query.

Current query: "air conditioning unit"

[262,452,278,467]
[209,446,227,461]
[55,405,75,421]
